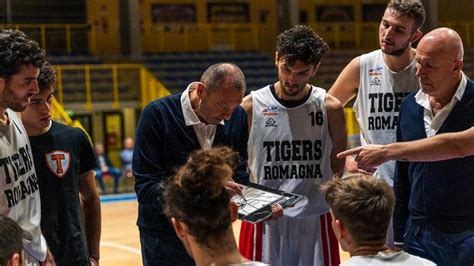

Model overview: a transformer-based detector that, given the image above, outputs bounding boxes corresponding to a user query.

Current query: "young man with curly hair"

[0,29,54,265]
[239,25,347,266]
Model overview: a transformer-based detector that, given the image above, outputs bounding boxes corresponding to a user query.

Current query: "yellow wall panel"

[139,0,278,52]
[87,0,121,55]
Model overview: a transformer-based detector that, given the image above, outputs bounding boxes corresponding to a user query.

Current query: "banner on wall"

[207,3,249,23]
[151,4,196,23]
[316,5,354,22]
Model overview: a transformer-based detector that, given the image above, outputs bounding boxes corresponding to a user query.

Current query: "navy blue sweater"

[394,80,474,242]
[133,93,249,231]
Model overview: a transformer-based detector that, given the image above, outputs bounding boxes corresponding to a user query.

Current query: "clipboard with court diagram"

[232,182,303,223]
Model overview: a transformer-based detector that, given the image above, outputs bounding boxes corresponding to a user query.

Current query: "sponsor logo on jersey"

[45,150,71,178]
[265,118,277,127]
[368,66,383,76]
[370,77,381,86]
[262,106,279,116]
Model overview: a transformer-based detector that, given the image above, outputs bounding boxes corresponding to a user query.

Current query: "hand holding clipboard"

[232,183,303,223]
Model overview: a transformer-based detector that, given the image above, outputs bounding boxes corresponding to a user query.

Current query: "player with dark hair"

[239,24,347,265]
[21,62,101,266]
[164,147,266,266]
[0,214,24,266]
[0,29,54,265]
[133,62,249,265]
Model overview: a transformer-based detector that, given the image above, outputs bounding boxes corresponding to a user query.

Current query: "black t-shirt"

[29,121,97,266]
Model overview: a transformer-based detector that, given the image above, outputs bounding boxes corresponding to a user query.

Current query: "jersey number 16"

[309,111,323,126]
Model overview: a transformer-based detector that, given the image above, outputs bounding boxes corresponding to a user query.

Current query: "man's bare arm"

[327,57,361,106]
[326,94,348,178]
[240,94,253,133]
[79,170,101,265]
[328,57,363,173]
[338,127,474,170]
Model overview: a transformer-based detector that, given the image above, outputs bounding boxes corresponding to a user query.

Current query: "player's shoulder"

[361,49,381,58]
[325,93,344,111]
[349,55,362,69]
[359,49,385,66]
[241,93,253,114]
[241,85,271,112]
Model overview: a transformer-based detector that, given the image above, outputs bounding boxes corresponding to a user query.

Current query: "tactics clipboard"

[232,182,303,224]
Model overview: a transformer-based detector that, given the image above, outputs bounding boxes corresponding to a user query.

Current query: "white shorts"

[261,212,339,266]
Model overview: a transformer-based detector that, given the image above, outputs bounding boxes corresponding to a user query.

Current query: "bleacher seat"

[48,54,102,65]
[142,51,277,94]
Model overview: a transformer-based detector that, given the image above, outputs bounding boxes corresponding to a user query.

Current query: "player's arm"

[325,93,347,178]
[79,170,101,265]
[240,94,253,133]
[328,57,362,173]
[327,57,361,106]
[338,127,474,167]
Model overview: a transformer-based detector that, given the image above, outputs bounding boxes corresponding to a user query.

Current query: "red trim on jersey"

[320,212,341,266]
[239,221,262,261]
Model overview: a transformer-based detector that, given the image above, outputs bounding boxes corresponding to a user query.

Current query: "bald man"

[133,63,249,265]
[394,27,474,265]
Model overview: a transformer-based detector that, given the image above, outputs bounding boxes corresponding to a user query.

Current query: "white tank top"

[0,110,47,261]
[248,85,333,217]
[354,50,419,186]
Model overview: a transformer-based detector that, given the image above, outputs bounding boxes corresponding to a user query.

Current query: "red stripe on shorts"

[239,221,263,261]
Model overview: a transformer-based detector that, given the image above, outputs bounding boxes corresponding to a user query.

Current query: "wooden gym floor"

[100,196,350,265]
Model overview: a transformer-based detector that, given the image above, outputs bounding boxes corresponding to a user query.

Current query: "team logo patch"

[370,77,381,86]
[262,106,279,116]
[265,118,277,127]
[368,66,383,76]
[45,150,71,178]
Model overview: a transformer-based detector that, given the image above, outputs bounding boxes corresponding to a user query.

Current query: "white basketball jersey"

[248,85,333,217]
[0,110,47,261]
[354,50,419,186]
